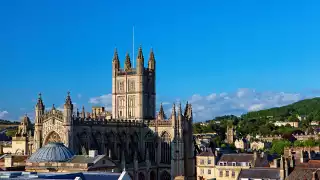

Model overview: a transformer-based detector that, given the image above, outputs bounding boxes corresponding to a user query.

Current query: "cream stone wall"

[196,156,216,180]
[214,166,248,180]
[3,137,28,155]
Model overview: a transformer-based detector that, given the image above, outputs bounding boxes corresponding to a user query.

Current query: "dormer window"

[232,162,236,166]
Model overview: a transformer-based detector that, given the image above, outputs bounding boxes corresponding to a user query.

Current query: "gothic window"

[45,131,62,145]
[160,131,171,164]
[128,96,135,118]
[118,81,124,92]
[145,131,155,162]
[128,80,135,91]
[52,118,55,125]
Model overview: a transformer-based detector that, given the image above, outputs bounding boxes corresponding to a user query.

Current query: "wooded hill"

[193,97,320,137]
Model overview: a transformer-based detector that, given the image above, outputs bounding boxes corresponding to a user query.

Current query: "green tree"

[270,140,292,155]
[5,129,17,137]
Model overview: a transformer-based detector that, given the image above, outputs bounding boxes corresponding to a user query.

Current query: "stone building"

[5,47,196,180]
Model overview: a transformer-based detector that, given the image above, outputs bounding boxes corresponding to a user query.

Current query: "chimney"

[214,150,219,157]
[300,150,305,163]
[312,171,316,180]
[273,159,278,168]
[254,151,257,161]
[89,150,98,158]
[290,156,295,168]
[108,149,112,158]
[280,156,285,180]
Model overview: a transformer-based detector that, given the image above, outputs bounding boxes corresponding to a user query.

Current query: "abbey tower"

[112,46,156,120]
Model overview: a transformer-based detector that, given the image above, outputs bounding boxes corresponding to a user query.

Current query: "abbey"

[7,46,196,180]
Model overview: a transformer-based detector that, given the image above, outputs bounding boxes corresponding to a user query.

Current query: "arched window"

[160,131,171,164]
[145,131,155,162]
[160,171,171,180]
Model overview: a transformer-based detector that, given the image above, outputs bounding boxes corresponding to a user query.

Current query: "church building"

[4,46,196,180]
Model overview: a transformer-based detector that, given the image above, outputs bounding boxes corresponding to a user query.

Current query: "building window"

[219,170,223,177]
[208,169,211,174]
[232,171,235,177]
[118,81,124,92]
[208,159,211,164]
[200,160,204,165]
[226,170,229,177]
[200,169,204,175]
[232,162,236,166]
[219,162,224,166]
[102,160,105,164]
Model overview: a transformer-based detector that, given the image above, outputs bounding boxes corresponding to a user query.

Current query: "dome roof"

[27,143,75,163]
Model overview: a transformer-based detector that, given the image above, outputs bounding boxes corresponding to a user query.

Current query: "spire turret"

[137,45,144,60]
[157,103,166,120]
[184,101,189,117]
[36,93,45,110]
[112,48,120,71]
[136,45,144,74]
[171,103,176,118]
[148,48,155,71]
[64,91,73,109]
[124,52,132,71]
[81,106,86,118]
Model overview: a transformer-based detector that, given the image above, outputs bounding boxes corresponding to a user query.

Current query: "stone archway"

[44,131,62,145]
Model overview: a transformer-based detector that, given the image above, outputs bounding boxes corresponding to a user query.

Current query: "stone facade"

[8,47,196,180]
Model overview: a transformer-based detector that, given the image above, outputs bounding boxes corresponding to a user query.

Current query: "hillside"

[0,119,20,125]
[193,97,320,136]
[242,97,320,121]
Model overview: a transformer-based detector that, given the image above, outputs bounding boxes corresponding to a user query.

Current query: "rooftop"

[198,151,215,157]
[237,168,280,179]
[0,171,130,180]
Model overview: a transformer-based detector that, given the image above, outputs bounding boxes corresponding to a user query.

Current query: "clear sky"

[1,0,320,122]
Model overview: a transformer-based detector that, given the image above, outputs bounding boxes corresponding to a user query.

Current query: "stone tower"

[63,92,73,149]
[34,93,44,151]
[226,125,234,144]
[171,102,196,180]
[112,46,156,120]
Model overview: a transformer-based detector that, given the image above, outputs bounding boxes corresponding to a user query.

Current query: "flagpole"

[133,25,135,68]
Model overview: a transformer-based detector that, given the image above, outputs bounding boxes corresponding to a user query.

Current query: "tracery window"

[128,80,135,91]
[128,96,135,118]
[145,131,155,162]
[160,131,171,164]
[118,81,124,92]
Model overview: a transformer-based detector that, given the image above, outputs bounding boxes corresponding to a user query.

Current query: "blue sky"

[1,0,320,122]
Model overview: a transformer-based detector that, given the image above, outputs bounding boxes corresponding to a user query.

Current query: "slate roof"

[27,143,75,163]
[0,171,128,180]
[237,168,281,180]
[219,154,253,162]
[198,151,215,156]
[286,168,320,180]
[218,153,269,167]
